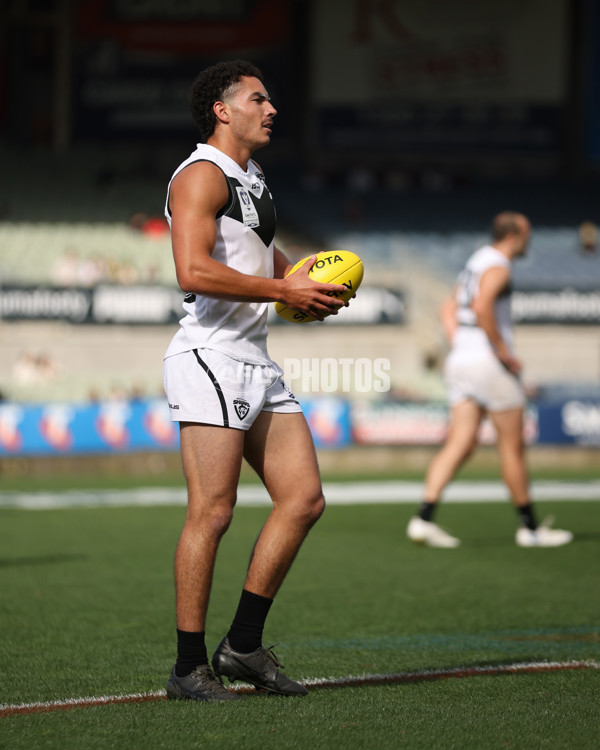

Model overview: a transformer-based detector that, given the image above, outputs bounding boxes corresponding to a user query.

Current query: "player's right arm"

[472,266,522,374]
[169,162,345,319]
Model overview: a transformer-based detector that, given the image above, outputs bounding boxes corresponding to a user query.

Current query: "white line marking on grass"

[1,661,598,717]
[1,481,600,509]
[0,690,166,716]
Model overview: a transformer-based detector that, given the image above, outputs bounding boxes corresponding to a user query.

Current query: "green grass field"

[1,473,599,749]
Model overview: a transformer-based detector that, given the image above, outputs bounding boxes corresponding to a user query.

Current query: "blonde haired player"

[407,212,573,548]
[163,60,349,701]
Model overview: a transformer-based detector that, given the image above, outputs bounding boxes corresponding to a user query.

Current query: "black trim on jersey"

[192,349,229,428]
[166,159,275,246]
[166,159,231,219]
[223,175,276,247]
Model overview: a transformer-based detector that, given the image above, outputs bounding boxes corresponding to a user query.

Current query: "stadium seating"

[1,144,599,404]
[0,222,174,286]
[316,227,600,290]
[2,143,599,291]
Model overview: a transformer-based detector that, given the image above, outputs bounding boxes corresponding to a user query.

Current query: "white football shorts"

[444,351,525,412]
[163,348,302,430]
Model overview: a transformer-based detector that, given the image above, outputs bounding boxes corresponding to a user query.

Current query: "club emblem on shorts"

[233,398,250,420]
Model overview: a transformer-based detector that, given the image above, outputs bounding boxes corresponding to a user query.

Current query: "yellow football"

[274,250,364,324]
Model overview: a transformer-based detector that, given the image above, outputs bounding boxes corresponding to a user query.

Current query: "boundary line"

[1,480,600,509]
[2,660,598,717]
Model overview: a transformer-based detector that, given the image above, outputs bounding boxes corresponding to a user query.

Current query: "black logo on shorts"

[233,398,250,420]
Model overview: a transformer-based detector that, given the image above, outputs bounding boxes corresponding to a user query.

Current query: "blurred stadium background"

[1,0,599,476]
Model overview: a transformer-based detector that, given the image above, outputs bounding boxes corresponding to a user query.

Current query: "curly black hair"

[189,60,265,142]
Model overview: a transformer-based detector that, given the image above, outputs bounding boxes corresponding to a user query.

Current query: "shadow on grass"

[303,658,598,691]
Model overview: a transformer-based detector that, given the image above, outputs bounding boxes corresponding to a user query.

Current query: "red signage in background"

[351,402,539,446]
[75,0,290,54]
[144,399,177,446]
[96,400,131,449]
[40,405,75,451]
[72,0,295,140]
[0,405,24,452]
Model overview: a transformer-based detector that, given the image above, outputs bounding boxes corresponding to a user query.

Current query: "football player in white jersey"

[163,61,348,702]
[407,212,573,549]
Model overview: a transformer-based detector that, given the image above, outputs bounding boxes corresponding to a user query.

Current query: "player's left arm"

[473,266,521,374]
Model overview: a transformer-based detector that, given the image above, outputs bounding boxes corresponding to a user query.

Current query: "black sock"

[517,504,538,531]
[175,629,208,677]
[227,589,273,654]
[418,501,437,523]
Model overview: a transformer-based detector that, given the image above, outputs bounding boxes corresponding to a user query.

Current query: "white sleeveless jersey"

[451,244,514,358]
[164,144,276,364]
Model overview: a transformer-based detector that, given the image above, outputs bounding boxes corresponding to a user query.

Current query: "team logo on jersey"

[227,176,275,247]
[250,171,266,193]
[233,398,251,420]
[236,187,260,228]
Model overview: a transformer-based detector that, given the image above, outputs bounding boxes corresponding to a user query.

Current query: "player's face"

[225,76,277,151]
[516,221,532,256]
